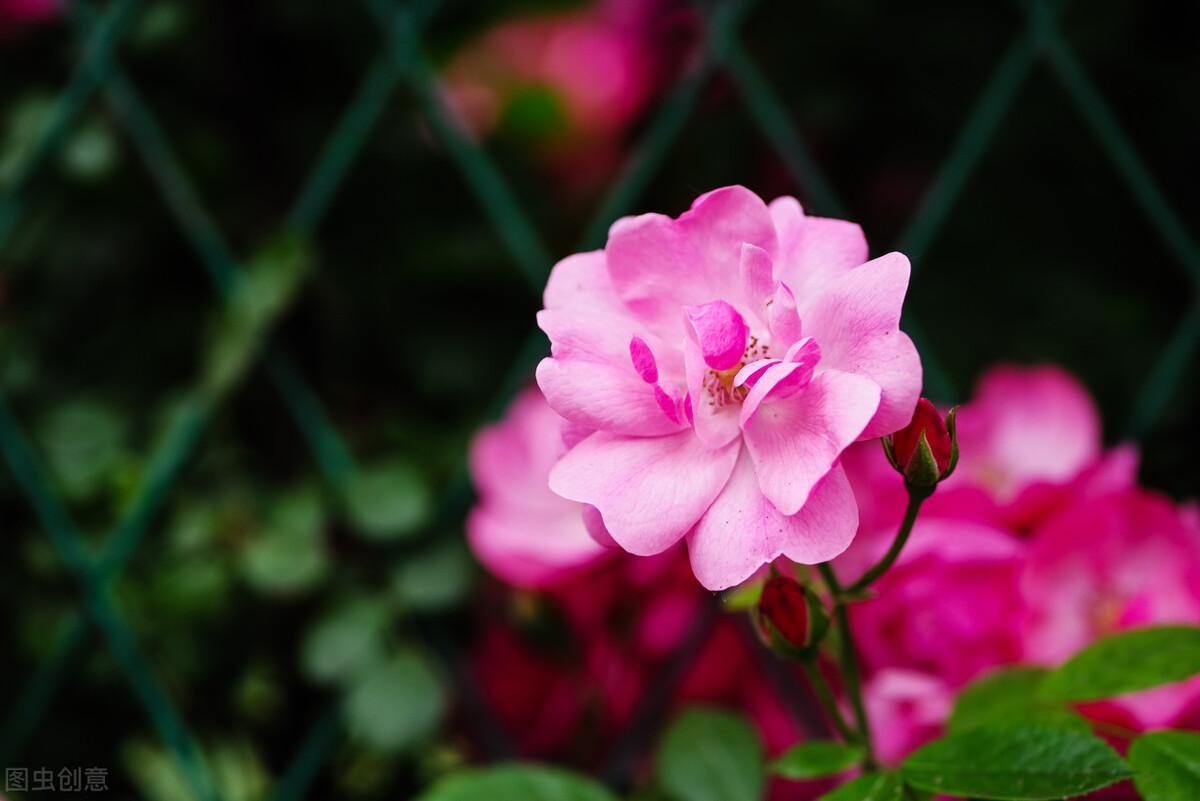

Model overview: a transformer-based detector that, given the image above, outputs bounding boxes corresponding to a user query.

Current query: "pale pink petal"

[606,186,777,337]
[467,504,606,588]
[797,252,920,439]
[536,355,685,436]
[739,361,813,426]
[742,369,881,515]
[768,195,869,299]
[738,242,776,316]
[581,504,619,548]
[686,450,858,590]
[683,337,742,449]
[733,358,780,388]
[548,430,740,556]
[765,283,802,347]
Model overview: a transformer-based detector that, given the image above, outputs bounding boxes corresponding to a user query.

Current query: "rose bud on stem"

[882,398,959,494]
[755,571,858,744]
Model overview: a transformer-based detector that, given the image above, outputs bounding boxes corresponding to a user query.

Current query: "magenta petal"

[629,335,658,383]
[769,196,869,300]
[654,385,681,423]
[548,430,740,556]
[685,300,749,370]
[686,450,858,590]
[536,355,685,437]
[742,369,881,515]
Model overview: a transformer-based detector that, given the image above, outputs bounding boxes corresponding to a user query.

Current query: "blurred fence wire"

[1,0,1198,798]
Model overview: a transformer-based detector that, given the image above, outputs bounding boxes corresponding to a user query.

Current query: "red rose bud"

[884,398,958,488]
[757,575,810,651]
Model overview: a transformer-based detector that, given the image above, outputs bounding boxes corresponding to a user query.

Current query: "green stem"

[846,487,930,594]
[819,563,876,770]
[801,661,858,745]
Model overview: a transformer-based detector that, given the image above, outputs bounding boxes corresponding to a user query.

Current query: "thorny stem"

[801,660,858,745]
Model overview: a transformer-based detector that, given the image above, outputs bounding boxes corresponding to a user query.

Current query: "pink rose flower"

[1020,488,1200,730]
[467,387,608,588]
[539,186,921,590]
[942,365,1138,530]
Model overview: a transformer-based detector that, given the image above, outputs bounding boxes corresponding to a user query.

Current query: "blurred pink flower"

[1020,488,1200,730]
[0,0,58,37]
[466,386,806,771]
[439,0,693,187]
[838,363,1196,766]
[864,669,953,765]
[848,518,1026,687]
[467,387,608,588]
[540,186,921,590]
[942,365,1137,530]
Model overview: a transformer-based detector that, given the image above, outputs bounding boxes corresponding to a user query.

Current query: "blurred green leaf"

[771,740,863,779]
[1130,730,1200,801]
[902,723,1130,800]
[0,93,53,185]
[949,666,1087,733]
[415,764,619,801]
[240,487,328,595]
[37,398,129,501]
[344,649,446,754]
[657,707,765,801]
[60,118,119,182]
[345,460,431,541]
[816,773,905,801]
[1040,626,1200,702]
[301,596,389,685]
[390,538,474,612]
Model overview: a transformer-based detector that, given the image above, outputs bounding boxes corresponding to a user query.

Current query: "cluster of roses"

[464,186,1200,794]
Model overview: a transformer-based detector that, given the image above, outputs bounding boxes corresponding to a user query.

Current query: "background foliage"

[1,0,1197,799]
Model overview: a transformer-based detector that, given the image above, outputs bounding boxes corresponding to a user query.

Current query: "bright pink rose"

[467,387,608,588]
[847,519,1026,687]
[942,365,1137,530]
[540,186,921,590]
[1020,488,1200,730]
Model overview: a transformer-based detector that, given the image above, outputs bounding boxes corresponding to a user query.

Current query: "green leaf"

[345,460,432,541]
[415,764,619,801]
[301,598,389,685]
[949,667,1087,733]
[658,707,765,801]
[902,722,1130,800]
[344,649,446,753]
[1041,625,1200,702]
[38,399,128,501]
[817,773,905,801]
[771,740,863,779]
[240,488,328,595]
[1130,730,1200,801]
[390,538,474,612]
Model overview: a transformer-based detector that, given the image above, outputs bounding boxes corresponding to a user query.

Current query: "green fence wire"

[1,0,1197,799]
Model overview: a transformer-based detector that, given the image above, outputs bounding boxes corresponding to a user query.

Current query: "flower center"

[703,335,769,408]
